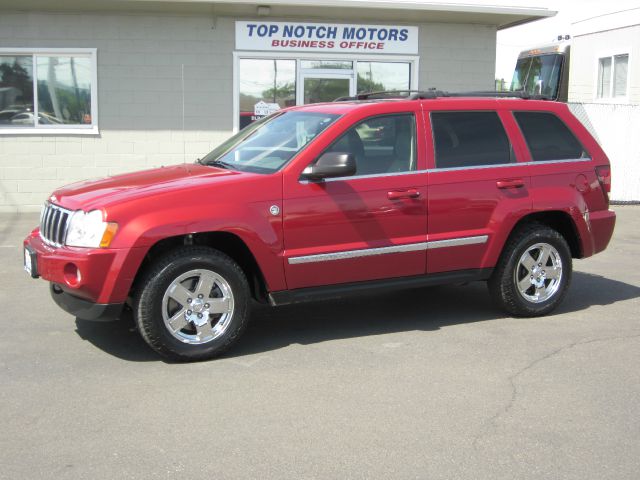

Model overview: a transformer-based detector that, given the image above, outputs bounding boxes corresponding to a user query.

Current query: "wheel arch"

[131,231,270,304]
[508,210,583,259]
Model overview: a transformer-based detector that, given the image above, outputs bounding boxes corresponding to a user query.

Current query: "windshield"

[511,54,564,99]
[201,111,341,174]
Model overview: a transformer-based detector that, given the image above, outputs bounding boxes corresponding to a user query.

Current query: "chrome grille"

[40,202,72,247]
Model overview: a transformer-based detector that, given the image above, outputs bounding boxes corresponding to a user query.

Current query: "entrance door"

[299,73,354,104]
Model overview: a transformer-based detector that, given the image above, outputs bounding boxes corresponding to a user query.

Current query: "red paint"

[24,97,615,308]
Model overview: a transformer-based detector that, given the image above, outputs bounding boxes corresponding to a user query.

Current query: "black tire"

[134,246,250,362]
[488,222,572,317]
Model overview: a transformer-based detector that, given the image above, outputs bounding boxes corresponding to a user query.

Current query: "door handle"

[387,189,421,200]
[496,179,525,189]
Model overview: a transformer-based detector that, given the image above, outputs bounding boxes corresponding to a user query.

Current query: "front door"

[281,106,429,290]
[299,73,354,104]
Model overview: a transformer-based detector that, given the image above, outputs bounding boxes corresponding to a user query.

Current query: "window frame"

[232,51,419,133]
[0,47,98,135]
[594,48,631,103]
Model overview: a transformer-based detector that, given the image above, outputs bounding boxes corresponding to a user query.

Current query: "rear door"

[424,104,532,273]
[281,104,429,290]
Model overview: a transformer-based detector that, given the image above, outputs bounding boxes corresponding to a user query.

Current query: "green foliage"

[356,74,385,94]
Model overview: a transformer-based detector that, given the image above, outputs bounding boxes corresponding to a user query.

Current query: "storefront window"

[0,50,97,132]
[236,57,414,130]
[239,59,296,129]
[0,56,34,126]
[301,60,352,70]
[37,56,92,125]
[356,62,410,93]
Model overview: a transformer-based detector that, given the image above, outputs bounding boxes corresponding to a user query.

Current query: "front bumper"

[23,228,146,306]
[50,284,124,321]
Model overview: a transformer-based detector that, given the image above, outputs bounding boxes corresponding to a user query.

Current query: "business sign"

[254,101,280,117]
[236,21,418,55]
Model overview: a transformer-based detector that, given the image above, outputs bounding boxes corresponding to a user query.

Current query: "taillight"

[595,165,611,203]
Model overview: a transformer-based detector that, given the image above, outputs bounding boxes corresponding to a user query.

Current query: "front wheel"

[134,246,250,361]
[488,223,572,317]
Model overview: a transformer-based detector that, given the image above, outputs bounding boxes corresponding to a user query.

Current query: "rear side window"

[514,112,587,161]
[431,112,511,169]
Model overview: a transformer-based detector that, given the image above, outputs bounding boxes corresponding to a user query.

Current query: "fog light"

[63,263,82,287]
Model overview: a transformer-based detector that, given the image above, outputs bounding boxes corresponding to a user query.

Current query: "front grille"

[40,202,72,247]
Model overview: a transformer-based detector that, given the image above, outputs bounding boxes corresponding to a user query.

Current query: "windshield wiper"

[208,160,236,170]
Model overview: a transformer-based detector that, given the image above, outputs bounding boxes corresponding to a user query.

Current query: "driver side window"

[325,113,416,176]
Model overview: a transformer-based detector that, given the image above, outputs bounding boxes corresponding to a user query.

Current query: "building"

[567,7,640,202]
[0,0,552,212]
[568,7,639,104]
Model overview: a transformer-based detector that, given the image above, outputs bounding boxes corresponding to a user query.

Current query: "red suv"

[23,92,616,361]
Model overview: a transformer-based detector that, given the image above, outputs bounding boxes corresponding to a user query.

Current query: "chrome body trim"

[427,158,590,173]
[39,202,73,247]
[298,158,591,183]
[427,235,489,249]
[288,242,429,265]
[287,235,488,264]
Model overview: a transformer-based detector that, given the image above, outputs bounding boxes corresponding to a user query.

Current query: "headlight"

[65,210,118,248]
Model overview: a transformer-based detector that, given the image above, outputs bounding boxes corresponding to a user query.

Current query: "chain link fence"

[569,102,640,203]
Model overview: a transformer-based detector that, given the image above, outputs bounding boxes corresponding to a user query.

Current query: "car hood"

[50,163,239,211]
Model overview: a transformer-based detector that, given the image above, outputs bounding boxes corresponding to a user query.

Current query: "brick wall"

[419,23,496,92]
[0,11,497,212]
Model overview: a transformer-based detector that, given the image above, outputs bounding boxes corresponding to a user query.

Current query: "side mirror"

[301,152,356,181]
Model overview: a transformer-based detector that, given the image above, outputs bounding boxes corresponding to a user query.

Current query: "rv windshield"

[511,54,563,99]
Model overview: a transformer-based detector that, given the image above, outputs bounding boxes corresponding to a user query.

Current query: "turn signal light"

[100,223,119,248]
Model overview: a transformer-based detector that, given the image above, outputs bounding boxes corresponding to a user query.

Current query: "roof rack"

[334,89,552,102]
[334,90,423,101]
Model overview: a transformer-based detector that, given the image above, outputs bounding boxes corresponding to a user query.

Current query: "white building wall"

[0,11,497,212]
[568,24,640,104]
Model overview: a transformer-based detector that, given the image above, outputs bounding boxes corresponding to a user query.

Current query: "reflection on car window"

[324,114,416,176]
[432,111,511,168]
[202,111,340,174]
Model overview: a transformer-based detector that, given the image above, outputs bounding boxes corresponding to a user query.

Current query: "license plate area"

[24,246,39,278]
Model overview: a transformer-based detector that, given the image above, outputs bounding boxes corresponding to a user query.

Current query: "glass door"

[299,73,354,104]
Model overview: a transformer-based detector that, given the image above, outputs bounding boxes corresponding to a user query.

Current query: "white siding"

[568,24,640,104]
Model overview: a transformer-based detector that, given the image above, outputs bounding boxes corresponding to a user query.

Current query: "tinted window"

[431,112,511,168]
[514,112,586,161]
[325,114,416,176]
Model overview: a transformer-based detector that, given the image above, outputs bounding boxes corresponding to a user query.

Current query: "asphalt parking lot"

[1,207,639,480]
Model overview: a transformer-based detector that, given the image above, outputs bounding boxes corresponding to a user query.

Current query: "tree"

[0,59,33,106]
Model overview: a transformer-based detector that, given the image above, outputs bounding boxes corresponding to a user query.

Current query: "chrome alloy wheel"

[514,242,563,304]
[161,269,235,345]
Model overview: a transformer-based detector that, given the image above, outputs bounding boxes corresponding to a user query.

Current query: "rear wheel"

[134,246,250,361]
[488,223,572,317]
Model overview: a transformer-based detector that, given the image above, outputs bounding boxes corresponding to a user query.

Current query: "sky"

[495,0,640,82]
